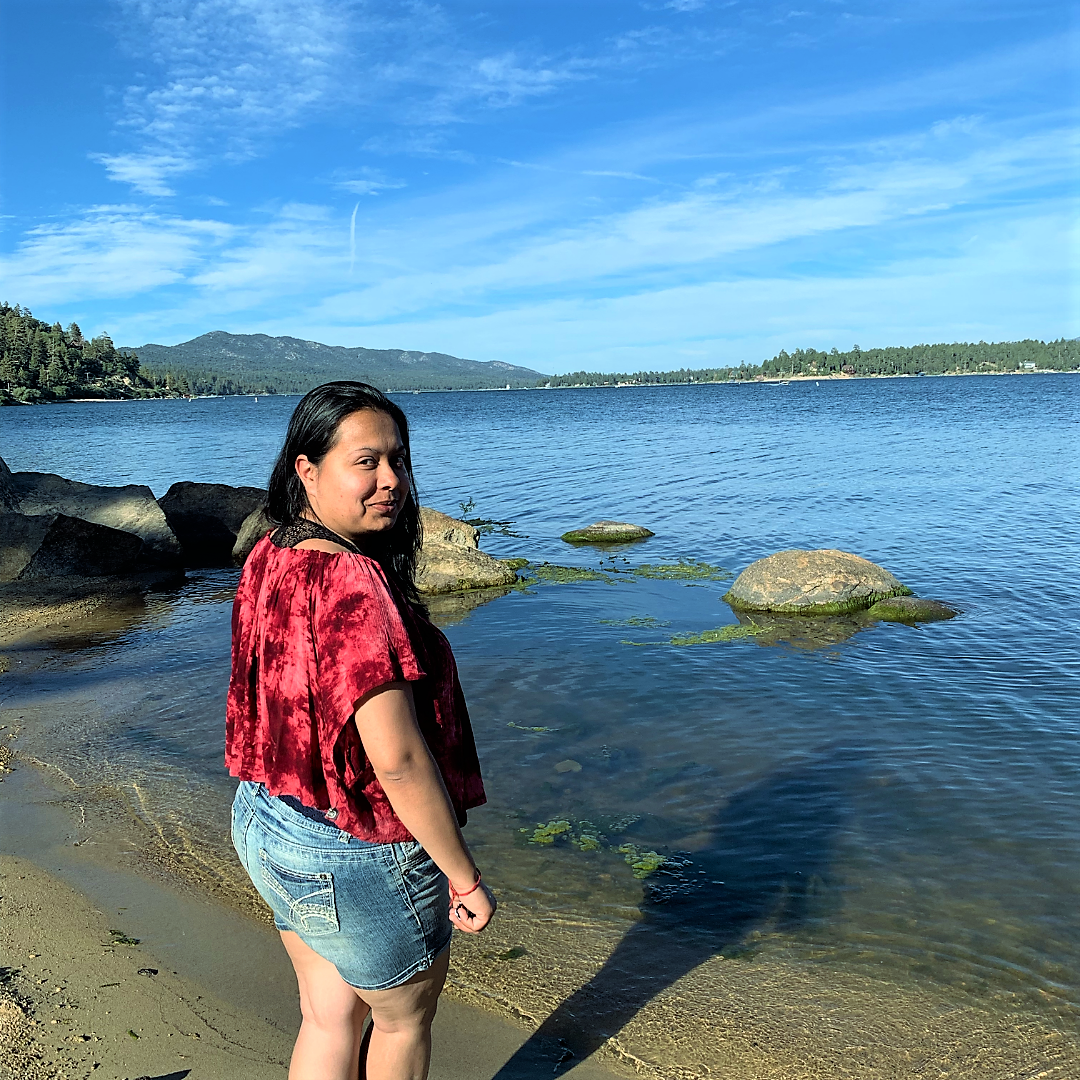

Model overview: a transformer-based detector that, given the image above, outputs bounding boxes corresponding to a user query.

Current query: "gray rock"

[232,505,274,565]
[416,506,519,594]
[0,512,144,582]
[416,539,519,595]
[723,549,911,614]
[420,506,479,549]
[561,520,654,544]
[867,595,957,623]
[7,471,181,567]
[159,481,266,566]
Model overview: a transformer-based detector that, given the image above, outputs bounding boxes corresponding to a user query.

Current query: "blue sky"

[0,0,1076,373]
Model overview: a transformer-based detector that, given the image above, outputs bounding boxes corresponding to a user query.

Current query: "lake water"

[3,376,1079,1074]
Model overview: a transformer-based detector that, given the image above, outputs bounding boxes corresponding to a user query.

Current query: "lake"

[3,375,1079,1073]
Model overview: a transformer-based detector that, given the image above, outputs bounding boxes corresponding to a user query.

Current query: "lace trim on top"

[270,519,362,554]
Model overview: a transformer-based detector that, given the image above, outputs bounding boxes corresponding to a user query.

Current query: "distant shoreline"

[43,367,1078,402]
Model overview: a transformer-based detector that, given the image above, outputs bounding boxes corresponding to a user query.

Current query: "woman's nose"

[377,459,401,488]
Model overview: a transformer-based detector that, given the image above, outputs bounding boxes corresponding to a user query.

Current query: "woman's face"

[295,409,410,541]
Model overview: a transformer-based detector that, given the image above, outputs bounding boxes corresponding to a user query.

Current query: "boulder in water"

[723,549,911,615]
[0,512,144,582]
[5,470,181,568]
[561,520,654,544]
[159,481,266,566]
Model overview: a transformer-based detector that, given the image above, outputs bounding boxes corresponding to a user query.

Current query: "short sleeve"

[312,555,426,749]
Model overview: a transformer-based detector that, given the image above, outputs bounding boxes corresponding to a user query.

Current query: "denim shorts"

[231,780,452,990]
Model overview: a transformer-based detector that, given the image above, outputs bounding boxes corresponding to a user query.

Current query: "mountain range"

[125,331,548,394]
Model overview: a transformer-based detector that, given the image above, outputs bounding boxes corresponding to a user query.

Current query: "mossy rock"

[867,595,957,623]
[561,520,654,544]
[723,549,911,615]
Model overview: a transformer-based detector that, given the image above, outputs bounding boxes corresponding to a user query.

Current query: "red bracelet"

[450,869,481,899]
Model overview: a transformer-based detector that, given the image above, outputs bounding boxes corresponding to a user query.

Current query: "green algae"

[516,563,617,585]
[507,721,556,733]
[617,842,667,878]
[669,623,768,645]
[527,820,572,844]
[620,622,768,647]
[599,615,671,628]
[633,559,732,581]
[722,584,913,615]
[502,557,530,570]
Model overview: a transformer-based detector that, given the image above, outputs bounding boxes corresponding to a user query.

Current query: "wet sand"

[2,605,1079,1079]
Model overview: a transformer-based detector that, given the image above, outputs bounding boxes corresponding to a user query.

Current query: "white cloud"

[90,152,194,196]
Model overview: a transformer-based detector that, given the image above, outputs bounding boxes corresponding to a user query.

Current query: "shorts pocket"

[259,849,340,936]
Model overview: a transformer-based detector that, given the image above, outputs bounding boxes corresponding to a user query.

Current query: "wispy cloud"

[98,0,588,192]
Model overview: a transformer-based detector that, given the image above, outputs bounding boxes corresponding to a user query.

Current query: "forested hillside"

[131,331,546,393]
[0,302,161,403]
[544,338,1080,387]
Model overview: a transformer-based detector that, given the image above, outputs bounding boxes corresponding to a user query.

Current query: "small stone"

[554,759,582,773]
[561,521,654,544]
[867,595,958,623]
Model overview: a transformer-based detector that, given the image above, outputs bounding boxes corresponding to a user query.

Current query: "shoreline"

[0,739,625,1080]
[1,366,1072,405]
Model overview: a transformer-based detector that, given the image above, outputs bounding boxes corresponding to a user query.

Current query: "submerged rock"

[723,549,911,615]
[5,470,181,568]
[159,481,266,566]
[561,520,654,544]
[0,512,144,582]
[867,595,957,623]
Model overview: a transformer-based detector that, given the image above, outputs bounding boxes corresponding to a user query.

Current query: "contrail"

[349,202,359,275]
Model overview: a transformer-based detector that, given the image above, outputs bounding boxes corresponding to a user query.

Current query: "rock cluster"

[0,457,524,600]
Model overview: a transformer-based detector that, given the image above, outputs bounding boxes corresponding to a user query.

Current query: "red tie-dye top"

[226,534,486,843]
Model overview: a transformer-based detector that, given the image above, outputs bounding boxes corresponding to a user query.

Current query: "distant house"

[1023,362,1037,370]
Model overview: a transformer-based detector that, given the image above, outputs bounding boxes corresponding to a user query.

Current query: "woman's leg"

[281,930,449,1080]
[356,945,450,1080]
[281,930,371,1080]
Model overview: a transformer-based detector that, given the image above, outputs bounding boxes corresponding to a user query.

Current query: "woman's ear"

[295,455,318,492]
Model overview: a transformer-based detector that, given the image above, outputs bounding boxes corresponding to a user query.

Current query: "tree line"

[0,302,166,403]
[3,300,1076,405]
[540,338,1080,387]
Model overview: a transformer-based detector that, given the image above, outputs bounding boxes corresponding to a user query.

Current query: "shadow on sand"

[491,744,867,1077]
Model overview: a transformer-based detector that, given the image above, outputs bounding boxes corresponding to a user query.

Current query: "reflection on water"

[2,377,1079,1072]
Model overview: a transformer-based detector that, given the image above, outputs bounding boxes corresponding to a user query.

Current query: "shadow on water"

[492,745,868,1077]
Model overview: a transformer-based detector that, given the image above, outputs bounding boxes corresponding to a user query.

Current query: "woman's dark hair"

[267,382,423,606]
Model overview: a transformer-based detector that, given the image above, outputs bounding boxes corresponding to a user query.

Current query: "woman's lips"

[368,501,398,514]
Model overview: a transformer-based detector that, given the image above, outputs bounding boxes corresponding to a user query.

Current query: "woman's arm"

[353,681,495,933]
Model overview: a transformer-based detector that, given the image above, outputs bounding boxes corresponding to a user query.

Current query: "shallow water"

[3,377,1080,1066]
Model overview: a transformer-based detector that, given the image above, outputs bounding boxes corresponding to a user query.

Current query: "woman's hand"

[449,881,497,934]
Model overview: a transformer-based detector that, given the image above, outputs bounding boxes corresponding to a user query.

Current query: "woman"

[227,382,496,1080]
